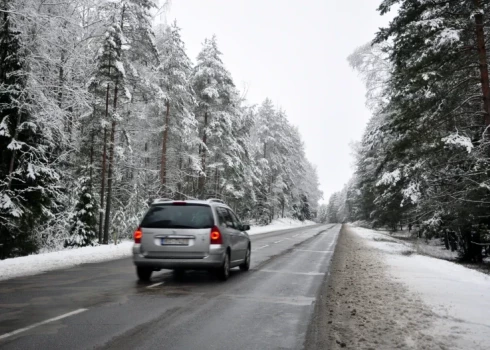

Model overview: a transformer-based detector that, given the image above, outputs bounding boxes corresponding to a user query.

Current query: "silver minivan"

[132,199,251,281]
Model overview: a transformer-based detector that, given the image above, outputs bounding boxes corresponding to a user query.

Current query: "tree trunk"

[57,18,68,111]
[177,155,183,198]
[58,52,64,109]
[7,113,21,190]
[98,83,110,244]
[215,167,219,197]
[160,101,170,185]
[102,5,125,242]
[474,0,490,128]
[89,130,94,192]
[67,106,73,145]
[268,175,273,221]
[103,83,118,244]
[198,111,208,195]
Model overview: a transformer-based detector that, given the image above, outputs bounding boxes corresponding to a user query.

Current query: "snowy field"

[0,218,314,281]
[351,225,490,350]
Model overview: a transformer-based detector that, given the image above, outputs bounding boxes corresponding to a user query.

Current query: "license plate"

[161,238,188,245]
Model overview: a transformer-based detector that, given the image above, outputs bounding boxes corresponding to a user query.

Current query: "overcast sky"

[165,0,393,203]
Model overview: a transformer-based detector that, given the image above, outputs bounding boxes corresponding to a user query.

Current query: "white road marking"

[259,269,325,276]
[146,282,164,289]
[274,240,283,244]
[0,308,88,340]
[252,244,269,252]
[296,249,334,253]
[292,234,299,237]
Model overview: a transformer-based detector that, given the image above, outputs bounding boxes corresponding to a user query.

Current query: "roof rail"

[152,198,173,204]
[207,198,225,204]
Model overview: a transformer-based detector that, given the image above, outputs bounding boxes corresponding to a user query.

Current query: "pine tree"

[373,0,490,257]
[102,0,162,238]
[65,176,98,247]
[156,21,198,192]
[336,0,490,260]
[192,36,237,197]
[89,21,125,244]
[317,204,328,223]
[0,0,324,255]
[326,193,340,223]
[0,2,33,257]
[299,194,311,222]
[0,1,62,258]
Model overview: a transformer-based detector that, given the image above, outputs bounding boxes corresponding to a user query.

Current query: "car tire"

[216,251,230,281]
[137,266,152,282]
[239,245,251,272]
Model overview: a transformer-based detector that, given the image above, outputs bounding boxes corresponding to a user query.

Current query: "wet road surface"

[0,224,340,350]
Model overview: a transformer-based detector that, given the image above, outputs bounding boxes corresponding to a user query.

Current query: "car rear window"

[140,204,214,229]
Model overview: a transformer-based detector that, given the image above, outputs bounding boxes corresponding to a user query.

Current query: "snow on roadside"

[413,238,459,260]
[352,226,414,254]
[0,241,133,281]
[247,218,316,235]
[0,218,316,282]
[351,225,490,350]
[354,226,459,260]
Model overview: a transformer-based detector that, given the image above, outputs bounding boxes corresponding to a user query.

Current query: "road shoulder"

[304,224,452,350]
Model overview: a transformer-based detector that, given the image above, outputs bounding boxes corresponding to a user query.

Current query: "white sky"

[165,0,393,203]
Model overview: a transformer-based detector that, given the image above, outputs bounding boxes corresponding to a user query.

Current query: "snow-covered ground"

[355,226,460,260]
[413,237,459,260]
[0,241,134,282]
[0,218,315,281]
[352,225,490,350]
[247,217,316,235]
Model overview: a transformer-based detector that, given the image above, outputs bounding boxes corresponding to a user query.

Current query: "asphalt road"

[0,224,341,350]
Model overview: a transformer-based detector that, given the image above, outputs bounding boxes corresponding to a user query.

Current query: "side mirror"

[242,224,251,231]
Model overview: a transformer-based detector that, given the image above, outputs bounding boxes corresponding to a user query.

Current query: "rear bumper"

[132,244,225,270]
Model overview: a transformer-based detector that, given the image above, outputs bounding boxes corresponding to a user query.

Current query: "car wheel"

[137,266,152,282]
[216,251,230,281]
[239,245,251,272]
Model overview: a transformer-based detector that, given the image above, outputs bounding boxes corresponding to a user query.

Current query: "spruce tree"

[0,0,324,254]
[0,2,61,258]
[89,21,125,244]
[299,194,311,222]
[156,21,198,192]
[65,176,98,247]
[192,36,237,197]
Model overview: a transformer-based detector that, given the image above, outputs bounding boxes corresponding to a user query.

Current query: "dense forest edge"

[319,0,490,264]
[0,0,322,259]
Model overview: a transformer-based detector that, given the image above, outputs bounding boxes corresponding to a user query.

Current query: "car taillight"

[210,226,222,244]
[134,228,142,243]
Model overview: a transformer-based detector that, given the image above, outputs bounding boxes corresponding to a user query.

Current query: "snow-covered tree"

[335,0,490,261]
[155,21,198,194]
[65,176,98,247]
[192,36,238,197]
[299,194,311,222]
[0,0,63,258]
[0,2,323,258]
[317,204,328,223]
